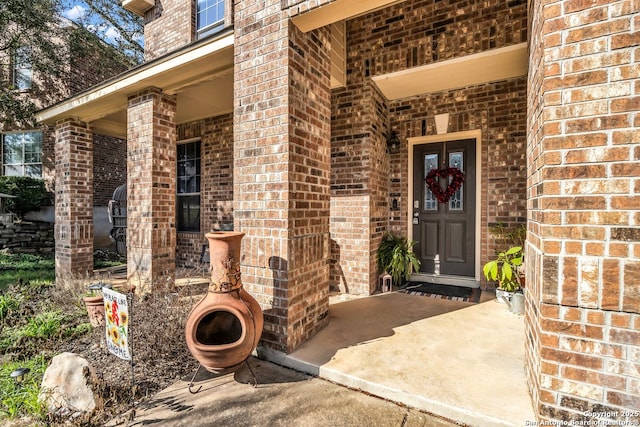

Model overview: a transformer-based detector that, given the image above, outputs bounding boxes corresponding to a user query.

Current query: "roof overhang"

[121,0,154,17]
[372,43,529,100]
[36,31,235,139]
[291,0,403,32]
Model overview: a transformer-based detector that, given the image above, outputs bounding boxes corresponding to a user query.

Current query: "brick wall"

[175,113,234,267]
[234,0,331,352]
[54,119,93,277]
[143,0,194,60]
[389,77,528,273]
[526,0,640,423]
[346,0,527,79]
[67,28,132,96]
[330,0,528,292]
[330,81,389,295]
[281,0,335,14]
[126,88,177,291]
[93,134,127,206]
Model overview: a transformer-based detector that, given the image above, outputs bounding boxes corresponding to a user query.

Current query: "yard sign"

[103,287,131,360]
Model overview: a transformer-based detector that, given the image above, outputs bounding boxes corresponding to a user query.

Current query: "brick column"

[54,118,94,279]
[234,2,331,353]
[330,81,389,295]
[526,1,640,423]
[126,88,177,292]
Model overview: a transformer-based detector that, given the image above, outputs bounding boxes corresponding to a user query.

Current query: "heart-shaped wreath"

[425,167,465,204]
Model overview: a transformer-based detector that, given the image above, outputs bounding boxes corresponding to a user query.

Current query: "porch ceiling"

[372,43,528,101]
[36,32,235,139]
[291,0,404,32]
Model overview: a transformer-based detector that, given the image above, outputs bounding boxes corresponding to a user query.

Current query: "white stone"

[39,352,99,416]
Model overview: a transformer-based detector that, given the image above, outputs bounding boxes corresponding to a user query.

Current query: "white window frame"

[12,46,33,91]
[196,0,229,39]
[1,131,43,178]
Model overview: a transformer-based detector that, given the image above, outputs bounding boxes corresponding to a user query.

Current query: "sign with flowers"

[103,287,130,360]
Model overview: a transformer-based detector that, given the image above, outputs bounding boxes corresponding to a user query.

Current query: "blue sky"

[60,1,123,45]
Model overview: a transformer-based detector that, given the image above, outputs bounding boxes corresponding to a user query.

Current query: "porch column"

[54,118,94,280]
[330,81,390,295]
[234,2,332,353]
[126,88,177,292]
[526,2,640,423]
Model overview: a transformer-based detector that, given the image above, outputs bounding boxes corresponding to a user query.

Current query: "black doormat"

[399,282,481,303]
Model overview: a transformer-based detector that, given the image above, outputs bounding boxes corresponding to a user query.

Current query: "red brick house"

[1,20,132,247]
[36,0,639,423]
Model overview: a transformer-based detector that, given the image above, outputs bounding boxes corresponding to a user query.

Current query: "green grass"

[0,294,21,320]
[0,355,48,420]
[0,253,55,289]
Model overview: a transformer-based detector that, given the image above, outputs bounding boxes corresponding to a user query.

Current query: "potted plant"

[82,282,112,327]
[482,245,524,306]
[377,232,421,287]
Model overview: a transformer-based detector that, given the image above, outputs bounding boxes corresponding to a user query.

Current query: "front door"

[412,139,476,277]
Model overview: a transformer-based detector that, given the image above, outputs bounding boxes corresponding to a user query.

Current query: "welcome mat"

[399,282,481,303]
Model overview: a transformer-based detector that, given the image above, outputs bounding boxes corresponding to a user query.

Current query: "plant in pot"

[482,246,524,309]
[377,232,421,288]
[82,282,112,327]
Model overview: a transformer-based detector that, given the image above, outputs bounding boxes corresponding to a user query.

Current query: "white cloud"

[62,5,87,21]
[104,27,121,42]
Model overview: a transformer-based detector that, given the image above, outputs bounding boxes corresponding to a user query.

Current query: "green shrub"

[0,176,50,219]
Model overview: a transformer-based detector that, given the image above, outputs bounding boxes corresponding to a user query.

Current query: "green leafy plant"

[482,246,523,292]
[377,232,421,285]
[0,294,21,320]
[0,355,47,420]
[0,177,50,219]
[488,222,526,253]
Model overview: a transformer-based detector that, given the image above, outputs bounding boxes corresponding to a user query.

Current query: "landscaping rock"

[40,352,100,417]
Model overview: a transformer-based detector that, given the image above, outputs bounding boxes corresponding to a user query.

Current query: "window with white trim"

[177,140,201,232]
[196,0,225,39]
[2,131,43,178]
[13,46,33,91]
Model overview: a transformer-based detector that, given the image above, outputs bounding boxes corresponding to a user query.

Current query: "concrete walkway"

[262,292,536,427]
[107,358,459,427]
[109,291,536,426]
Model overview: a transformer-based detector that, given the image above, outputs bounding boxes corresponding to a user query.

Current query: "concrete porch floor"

[96,265,535,426]
[260,291,536,427]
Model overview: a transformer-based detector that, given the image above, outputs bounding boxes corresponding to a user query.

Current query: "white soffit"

[36,33,234,127]
[291,0,402,32]
[372,43,528,101]
[122,0,154,17]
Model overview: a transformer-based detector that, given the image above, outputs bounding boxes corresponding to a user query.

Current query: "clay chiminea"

[185,232,264,373]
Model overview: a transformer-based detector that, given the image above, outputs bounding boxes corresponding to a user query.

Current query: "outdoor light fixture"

[387,130,401,154]
[10,367,30,384]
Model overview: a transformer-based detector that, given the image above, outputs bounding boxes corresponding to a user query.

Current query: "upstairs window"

[12,46,32,91]
[177,140,201,232]
[197,0,225,39]
[2,131,43,178]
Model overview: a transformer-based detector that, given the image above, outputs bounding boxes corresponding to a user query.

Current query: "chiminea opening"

[195,311,243,346]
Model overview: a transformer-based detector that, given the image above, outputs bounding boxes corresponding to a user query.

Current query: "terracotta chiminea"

[185,232,264,373]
